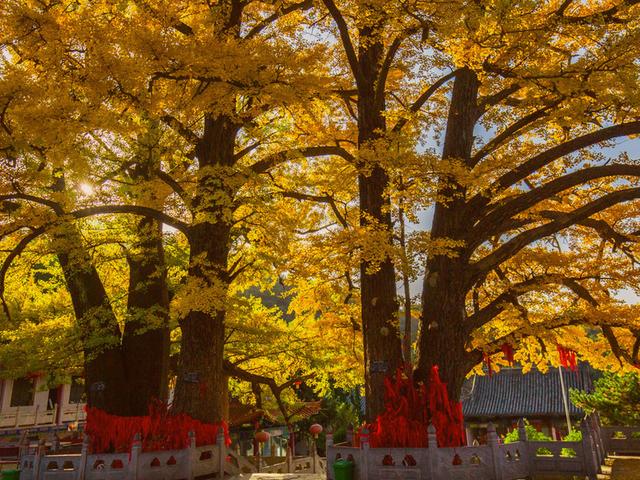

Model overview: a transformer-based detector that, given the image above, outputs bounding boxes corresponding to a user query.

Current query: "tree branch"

[0,193,62,214]
[159,114,201,145]
[70,205,191,236]
[468,120,640,212]
[471,187,640,279]
[153,169,192,208]
[249,146,355,174]
[321,0,363,85]
[467,274,598,330]
[472,163,640,243]
[0,226,47,321]
[280,190,348,227]
[391,69,459,133]
[244,0,313,40]
[471,101,561,165]
[223,359,314,424]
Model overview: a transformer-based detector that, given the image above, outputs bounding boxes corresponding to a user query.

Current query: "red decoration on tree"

[358,366,465,449]
[501,343,515,366]
[84,401,231,453]
[483,353,493,377]
[557,345,577,372]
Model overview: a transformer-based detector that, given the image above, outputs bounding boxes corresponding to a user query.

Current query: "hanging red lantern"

[293,380,302,389]
[309,424,323,438]
[255,430,270,444]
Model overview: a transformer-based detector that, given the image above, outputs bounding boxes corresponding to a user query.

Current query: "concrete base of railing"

[18,428,326,480]
[326,415,640,480]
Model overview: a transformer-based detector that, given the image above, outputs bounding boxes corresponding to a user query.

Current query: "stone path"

[610,455,640,480]
[231,475,324,480]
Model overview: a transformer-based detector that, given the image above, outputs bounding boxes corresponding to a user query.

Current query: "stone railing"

[327,418,602,480]
[599,424,640,455]
[18,428,325,479]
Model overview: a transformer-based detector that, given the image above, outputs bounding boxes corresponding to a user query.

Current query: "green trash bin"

[1,470,20,480]
[333,458,354,480]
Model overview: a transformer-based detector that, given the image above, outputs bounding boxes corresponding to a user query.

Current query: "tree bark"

[55,225,130,415]
[416,68,481,400]
[171,114,239,422]
[398,205,412,364]
[357,26,403,421]
[122,217,170,415]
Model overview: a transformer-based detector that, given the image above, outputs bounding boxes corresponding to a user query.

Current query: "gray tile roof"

[462,364,598,418]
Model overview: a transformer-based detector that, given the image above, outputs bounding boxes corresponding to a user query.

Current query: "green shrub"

[560,429,582,457]
[504,420,553,455]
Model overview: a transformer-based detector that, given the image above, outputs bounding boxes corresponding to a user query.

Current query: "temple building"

[462,363,598,443]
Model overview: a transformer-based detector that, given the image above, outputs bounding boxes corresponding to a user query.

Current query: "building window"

[68,377,85,404]
[10,378,35,407]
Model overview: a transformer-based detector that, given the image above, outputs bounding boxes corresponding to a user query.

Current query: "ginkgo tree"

[2,0,640,429]
[0,0,356,422]
[314,0,640,410]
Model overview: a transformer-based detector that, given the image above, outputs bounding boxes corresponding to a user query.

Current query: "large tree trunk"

[416,68,481,400]
[122,217,170,415]
[55,225,130,415]
[171,115,239,422]
[357,30,403,421]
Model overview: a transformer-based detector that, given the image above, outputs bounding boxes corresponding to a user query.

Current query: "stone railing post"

[488,422,504,480]
[32,438,46,480]
[590,414,605,462]
[359,428,369,480]
[326,428,333,448]
[77,434,89,480]
[517,418,527,442]
[346,424,354,445]
[516,418,531,476]
[128,432,141,480]
[217,427,226,479]
[584,415,601,468]
[581,420,598,480]
[426,423,438,480]
[186,430,196,480]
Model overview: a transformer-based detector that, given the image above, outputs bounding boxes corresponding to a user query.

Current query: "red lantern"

[309,424,323,438]
[255,430,270,444]
[294,380,302,389]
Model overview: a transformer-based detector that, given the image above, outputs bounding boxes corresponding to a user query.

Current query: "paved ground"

[610,455,640,480]
[231,475,324,480]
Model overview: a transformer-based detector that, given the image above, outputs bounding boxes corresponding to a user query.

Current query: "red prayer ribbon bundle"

[501,343,515,366]
[84,401,231,453]
[359,366,465,449]
[557,345,577,372]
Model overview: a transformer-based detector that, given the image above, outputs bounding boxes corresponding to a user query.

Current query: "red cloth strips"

[557,345,577,372]
[359,366,465,448]
[84,401,231,453]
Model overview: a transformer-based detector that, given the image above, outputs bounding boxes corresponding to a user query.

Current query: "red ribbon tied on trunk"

[84,400,231,453]
[358,366,466,449]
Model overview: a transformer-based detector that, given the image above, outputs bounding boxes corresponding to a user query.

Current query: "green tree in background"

[571,372,640,426]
